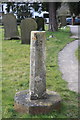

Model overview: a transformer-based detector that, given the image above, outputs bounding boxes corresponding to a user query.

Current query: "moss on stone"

[20,18,37,44]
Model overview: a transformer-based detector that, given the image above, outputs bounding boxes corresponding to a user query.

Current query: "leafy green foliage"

[3,2,32,22]
[30,3,41,12]
[5,2,15,13]
[41,2,61,12]
[68,2,80,16]
[14,3,32,22]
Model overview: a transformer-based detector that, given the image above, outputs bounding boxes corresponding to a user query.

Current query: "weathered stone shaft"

[29,31,46,100]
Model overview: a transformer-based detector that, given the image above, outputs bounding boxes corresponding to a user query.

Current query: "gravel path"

[58,40,80,93]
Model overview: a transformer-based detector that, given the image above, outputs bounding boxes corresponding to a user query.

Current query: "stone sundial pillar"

[14,31,61,115]
[29,31,46,100]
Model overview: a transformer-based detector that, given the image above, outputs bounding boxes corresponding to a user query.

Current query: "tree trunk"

[49,2,58,31]
[7,4,10,13]
[72,16,75,25]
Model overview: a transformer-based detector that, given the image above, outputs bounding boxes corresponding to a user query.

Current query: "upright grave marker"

[14,31,61,114]
[20,18,37,44]
[35,17,45,31]
[2,13,19,40]
[29,31,46,100]
[59,16,66,26]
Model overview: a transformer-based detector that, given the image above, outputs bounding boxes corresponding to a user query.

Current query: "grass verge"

[2,26,79,118]
[75,46,80,61]
[0,26,2,120]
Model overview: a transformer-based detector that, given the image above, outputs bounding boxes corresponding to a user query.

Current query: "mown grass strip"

[75,46,80,61]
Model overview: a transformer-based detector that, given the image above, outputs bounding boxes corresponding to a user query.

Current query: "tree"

[30,2,41,13]
[42,2,61,31]
[49,2,57,31]
[4,2,32,22]
[32,2,61,31]
[68,2,80,16]
[5,2,61,31]
[5,2,15,13]
[13,3,32,22]
[68,2,80,25]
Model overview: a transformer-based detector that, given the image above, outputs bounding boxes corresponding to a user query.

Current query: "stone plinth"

[14,31,61,115]
[14,90,61,115]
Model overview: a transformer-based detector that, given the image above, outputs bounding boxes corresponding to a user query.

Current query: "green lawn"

[2,26,79,118]
[0,27,2,120]
[75,46,80,62]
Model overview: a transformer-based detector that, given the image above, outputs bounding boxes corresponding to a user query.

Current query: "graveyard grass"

[2,26,79,118]
[75,46,80,61]
[0,27,2,119]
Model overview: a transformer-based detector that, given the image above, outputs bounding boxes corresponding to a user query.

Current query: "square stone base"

[14,90,61,115]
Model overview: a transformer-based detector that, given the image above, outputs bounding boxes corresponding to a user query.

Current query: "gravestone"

[14,31,61,115]
[20,18,37,44]
[35,17,44,31]
[2,13,19,40]
[59,16,66,26]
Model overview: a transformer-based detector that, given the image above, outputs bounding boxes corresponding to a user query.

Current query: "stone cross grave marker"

[20,18,37,44]
[2,13,19,40]
[14,31,61,115]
